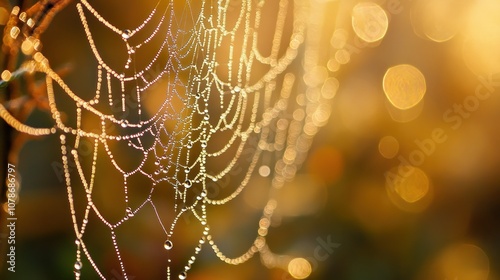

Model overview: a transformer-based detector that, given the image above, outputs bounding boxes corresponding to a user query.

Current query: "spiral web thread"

[1,0,340,278]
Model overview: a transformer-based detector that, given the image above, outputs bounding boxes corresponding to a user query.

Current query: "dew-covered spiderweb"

[1,0,340,278]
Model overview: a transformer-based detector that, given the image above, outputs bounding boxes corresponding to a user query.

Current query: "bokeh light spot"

[386,165,433,212]
[379,136,399,159]
[394,166,429,203]
[439,243,490,280]
[288,258,312,279]
[1,70,12,82]
[383,64,426,110]
[411,0,462,42]
[352,2,389,43]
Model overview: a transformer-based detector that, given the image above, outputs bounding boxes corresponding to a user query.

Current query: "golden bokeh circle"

[439,243,490,280]
[379,136,399,159]
[288,258,312,279]
[352,2,389,43]
[385,165,433,212]
[383,64,426,110]
[394,166,429,203]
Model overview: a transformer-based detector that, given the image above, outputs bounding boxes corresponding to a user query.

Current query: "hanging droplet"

[204,114,210,121]
[121,122,127,128]
[178,271,187,279]
[122,29,132,39]
[201,141,207,148]
[27,18,35,28]
[201,190,207,197]
[164,240,173,250]
[11,6,19,16]
[125,58,132,69]
[234,86,241,93]
[74,261,82,270]
[184,168,190,173]
[10,26,20,39]
[186,141,193,149]
[19,11,26,22]
[184,179,192,188]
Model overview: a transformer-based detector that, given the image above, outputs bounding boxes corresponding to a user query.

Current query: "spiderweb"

[1,0,339,278]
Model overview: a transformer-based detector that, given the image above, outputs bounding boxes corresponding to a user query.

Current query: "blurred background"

[1,0,500,279]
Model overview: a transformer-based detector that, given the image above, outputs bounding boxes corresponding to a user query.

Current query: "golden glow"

[276,175,327,217]
[385,98,424,123]
[439,244,489,280]
[352,2,389,43]
[288,258,312,279]
[463,0,500,75]
[378,136,399,159]
[0,7,9,25]
[308,146,343,184]
[411,0,461,42]
[383,64,426,110]
[303,66,328,87]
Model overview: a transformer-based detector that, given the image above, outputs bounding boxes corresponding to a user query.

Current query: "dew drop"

[164,240,173,250]
[74,261,82,270]
[186,141,193,148]
[18,11,26,22]
[10,26,20,39]
[184,179,192,188]
[178,271,187,279]
[185,168,190,173]
[126,207,134,217]
[122,29,132,39]
[121,122,127,128]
